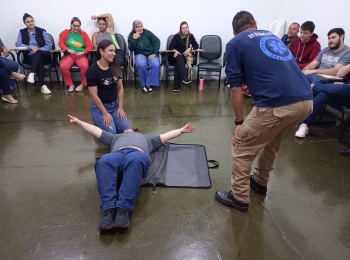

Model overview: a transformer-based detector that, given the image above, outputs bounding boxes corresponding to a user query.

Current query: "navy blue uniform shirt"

[225,30,313,107]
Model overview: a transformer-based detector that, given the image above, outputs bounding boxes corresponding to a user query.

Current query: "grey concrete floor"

[0,80,350,260]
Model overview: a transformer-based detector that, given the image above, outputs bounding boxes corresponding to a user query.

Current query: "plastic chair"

[269,19,286,38]
[196,35,222,88]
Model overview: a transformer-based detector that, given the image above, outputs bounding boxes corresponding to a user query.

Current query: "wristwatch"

[235,119,244,125]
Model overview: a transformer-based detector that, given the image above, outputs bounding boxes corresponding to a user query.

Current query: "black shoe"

[114,207,130,228]
[215,190,249,212]
[147,85,153,92]
[182,77,192,84]
[142,86,149,93]
[99,208,116,230]
[249,175,267,195]
[340,146,350,156]
[173,89,180,92]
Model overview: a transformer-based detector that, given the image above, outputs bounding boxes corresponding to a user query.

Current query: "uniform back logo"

[260,36,293,61]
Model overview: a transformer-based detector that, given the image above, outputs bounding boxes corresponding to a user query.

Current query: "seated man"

[281,22,299,47]
[295,64,350,138]
[68,115,195,230]
[303,28,350,85]
[289,21,321,69]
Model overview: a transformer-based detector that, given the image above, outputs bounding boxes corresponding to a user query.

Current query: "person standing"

[215,11,313,212]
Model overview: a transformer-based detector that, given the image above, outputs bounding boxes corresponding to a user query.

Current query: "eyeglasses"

[182,27,189,29]
[72,25,80,28]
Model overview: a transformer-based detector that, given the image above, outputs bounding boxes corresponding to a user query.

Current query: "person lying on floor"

[68,114,195,230]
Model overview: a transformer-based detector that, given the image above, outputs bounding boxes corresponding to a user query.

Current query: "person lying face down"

[68,114,195,230]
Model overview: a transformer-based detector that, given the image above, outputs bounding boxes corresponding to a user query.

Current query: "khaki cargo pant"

[231,100,313,203]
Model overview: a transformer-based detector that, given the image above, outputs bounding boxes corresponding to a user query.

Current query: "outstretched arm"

[160,123,196,144]
[68,114,102,138]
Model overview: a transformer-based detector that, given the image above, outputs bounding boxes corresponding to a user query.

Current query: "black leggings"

[25,50,51,85]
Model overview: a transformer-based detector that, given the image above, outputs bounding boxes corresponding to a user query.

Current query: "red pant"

[60,54,89,86]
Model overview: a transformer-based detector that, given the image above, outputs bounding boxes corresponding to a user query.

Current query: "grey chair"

[196,35,222,88]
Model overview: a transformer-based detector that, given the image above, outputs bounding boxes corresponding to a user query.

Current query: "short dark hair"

[301,21,315,33]
[328,28,345,39]
[232,11,255,34]
[291,22,300,30]
[23,13,33,23]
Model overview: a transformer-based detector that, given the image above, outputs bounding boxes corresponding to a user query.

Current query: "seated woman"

[0,58,25,104]
[59,17,92,92]
[128,20,160,93]
[68,114,195,230]
[86,40,129,134]
[0,38,25,103]
[91,13,125,67]
[15,13,52,94]
[169,21,198,92]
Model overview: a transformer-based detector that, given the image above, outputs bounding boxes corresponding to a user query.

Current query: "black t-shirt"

[85,62,119,104]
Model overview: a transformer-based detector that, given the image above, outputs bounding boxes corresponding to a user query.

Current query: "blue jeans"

[304,83,350,126]
[95,148,150,212]
[90,99,129,134]
[0,57,18,91]
[135,54,160,87]
[305,74,328,85]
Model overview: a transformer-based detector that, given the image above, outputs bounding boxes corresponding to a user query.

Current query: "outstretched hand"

[180,123,196,134]
[68,114,82,126]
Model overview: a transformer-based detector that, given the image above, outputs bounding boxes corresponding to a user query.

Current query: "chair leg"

[218,71,221,89]
[134,70,137,89]
[338,118,350,142]
[24,69,28,89]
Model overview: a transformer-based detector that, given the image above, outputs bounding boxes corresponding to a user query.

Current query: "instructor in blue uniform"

[215,11,313,212]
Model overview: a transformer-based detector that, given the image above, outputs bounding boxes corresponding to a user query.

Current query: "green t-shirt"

[65,31,85,53]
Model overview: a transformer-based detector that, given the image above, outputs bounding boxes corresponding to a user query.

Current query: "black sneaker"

[114,207,130,228]
[173,89,180,92]
[182,77,192,84]
[215,190,249,212]
[142,86,149,93]
[147,85,153,92]
[98,208,116,230]
[249,175,267,195]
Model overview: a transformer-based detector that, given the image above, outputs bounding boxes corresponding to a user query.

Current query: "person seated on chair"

[0,38,25,103]
[0,58,25,104]
[280,22,299,47]
[168,21,198,92]
[128,20,160,93]
[289,21,321,69]
[68,114,195,230]
[302,28,350,85]
[59,17,92,93]
[295,63,350,138]
[91,13,125,68]
[15,13,52,95]
[86,40,129,134]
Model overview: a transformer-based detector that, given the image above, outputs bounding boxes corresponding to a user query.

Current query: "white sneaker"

[27,72,35,83]
[142,86,148,93]
[295,123,309,138]
[41,85,51,95]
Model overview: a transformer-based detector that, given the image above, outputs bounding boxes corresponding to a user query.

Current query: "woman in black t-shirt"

[86,40,129,134]
[168,21,198,91]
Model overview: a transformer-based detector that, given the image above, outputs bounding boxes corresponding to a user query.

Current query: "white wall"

[1,0,349,78]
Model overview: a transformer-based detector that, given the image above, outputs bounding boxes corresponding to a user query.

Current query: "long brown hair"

[178,21,191,48]
[97,40,122,78]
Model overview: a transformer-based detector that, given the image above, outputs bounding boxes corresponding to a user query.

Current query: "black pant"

[170,55,187,90]
[25,50,51,85]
